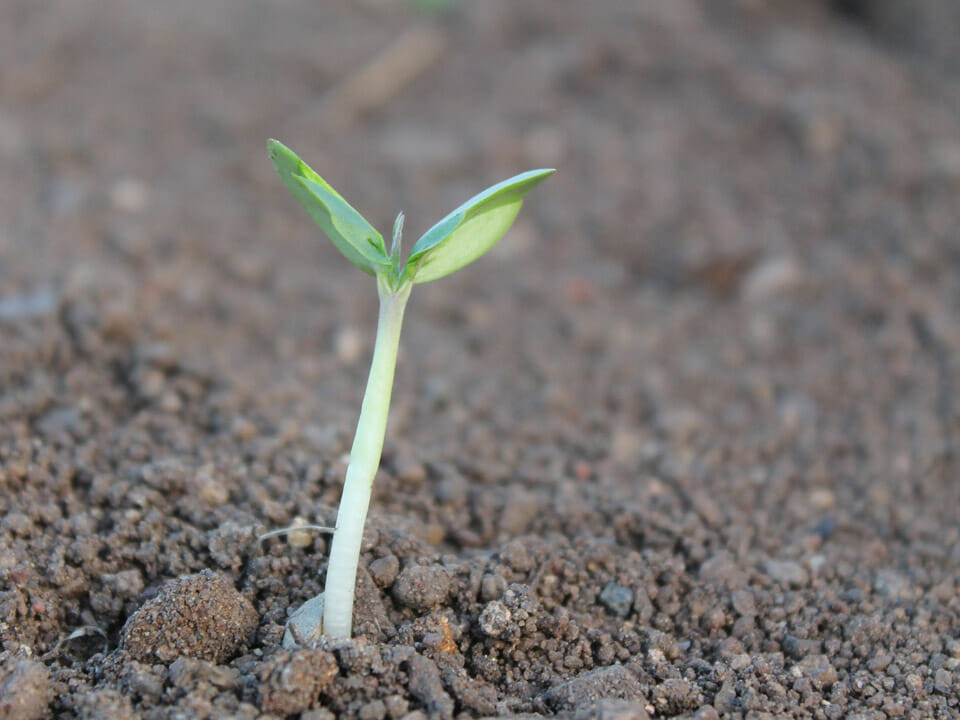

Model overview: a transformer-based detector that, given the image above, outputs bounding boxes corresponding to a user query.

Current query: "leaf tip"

[529,168,556,181]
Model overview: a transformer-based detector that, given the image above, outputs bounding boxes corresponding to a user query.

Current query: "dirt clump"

[258,647,339,715]
[119,570,257,664]
[392,563,453,613]
[0,654,52,720]
[542,665,644,711]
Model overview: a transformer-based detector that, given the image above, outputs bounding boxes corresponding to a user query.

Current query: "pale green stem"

[322,277,411,638]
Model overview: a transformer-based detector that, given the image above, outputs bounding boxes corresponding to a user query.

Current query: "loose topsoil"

[1,1,959,718]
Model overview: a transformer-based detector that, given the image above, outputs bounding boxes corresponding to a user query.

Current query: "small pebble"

[286,516,315,549]
[478,601,512,638]
[598,582,634,618]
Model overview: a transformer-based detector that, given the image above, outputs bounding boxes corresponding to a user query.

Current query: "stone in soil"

[598,581,634,618]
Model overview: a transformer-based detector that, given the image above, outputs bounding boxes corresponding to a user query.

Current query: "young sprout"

[268,139,553,641]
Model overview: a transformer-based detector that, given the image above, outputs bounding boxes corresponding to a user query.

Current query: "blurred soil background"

[1,1,959,718]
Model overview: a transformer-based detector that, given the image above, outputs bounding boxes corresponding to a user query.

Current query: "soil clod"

[542,665,643,711]
[258,648,338,716]
[392,564,452,613]
[119,570,258,664]
[0,655,52,720]
[405,653,455,719]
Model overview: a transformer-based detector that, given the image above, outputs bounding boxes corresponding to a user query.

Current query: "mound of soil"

[1,1,959,718]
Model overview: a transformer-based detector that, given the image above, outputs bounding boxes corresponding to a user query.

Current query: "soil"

[1,1,959,718]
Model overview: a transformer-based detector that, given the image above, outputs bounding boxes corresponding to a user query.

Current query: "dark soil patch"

[2,1,959,718]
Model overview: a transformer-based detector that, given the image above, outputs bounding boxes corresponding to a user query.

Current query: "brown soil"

[2,1,959,718]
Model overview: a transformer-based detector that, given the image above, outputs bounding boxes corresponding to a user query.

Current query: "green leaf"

[268,139,389,276]
[403,168,554,284]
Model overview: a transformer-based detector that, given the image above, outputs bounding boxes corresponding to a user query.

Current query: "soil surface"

[2,1,960,718]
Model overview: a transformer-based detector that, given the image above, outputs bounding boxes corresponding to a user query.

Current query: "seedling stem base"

[322,278,412,638]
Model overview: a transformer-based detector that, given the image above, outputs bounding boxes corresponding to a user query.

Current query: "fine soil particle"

[119,570,258,664]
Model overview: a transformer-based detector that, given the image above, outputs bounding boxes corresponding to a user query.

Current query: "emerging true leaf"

[403,168,555,284]
[268,139,390,276]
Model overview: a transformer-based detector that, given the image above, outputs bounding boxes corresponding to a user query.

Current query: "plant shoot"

[268,139,553,641]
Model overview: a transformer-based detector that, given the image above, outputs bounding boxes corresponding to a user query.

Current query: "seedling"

[268,139,553,640]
